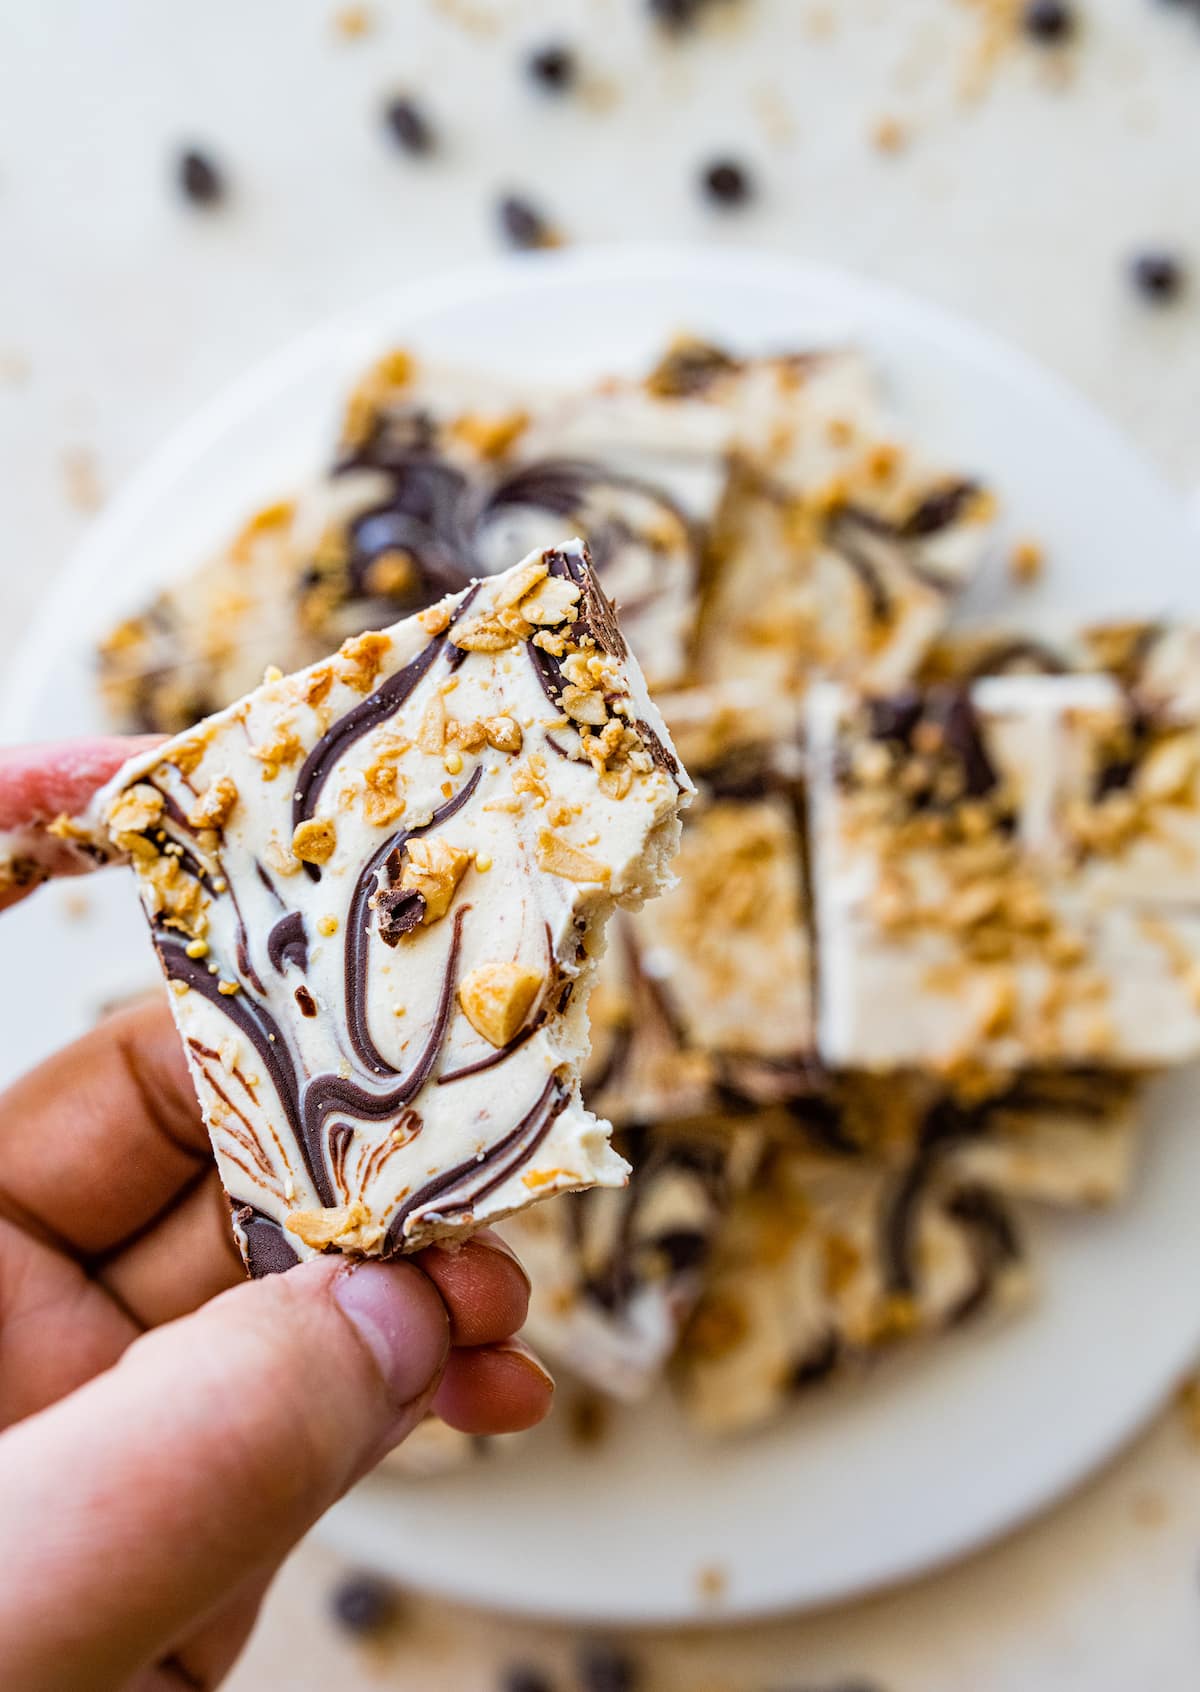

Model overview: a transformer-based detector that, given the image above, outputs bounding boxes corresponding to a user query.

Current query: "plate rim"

[7,242,1199,1627]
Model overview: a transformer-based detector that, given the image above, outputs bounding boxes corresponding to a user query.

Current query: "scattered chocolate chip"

[647,0,704,28]
[701,157,753,207]
[501,1668,555,1692]
[577,1642,638,1692]
[498,193,556,250]
[566,1387,612,1448]
[1022,0,1076,41]
[294,985,318,1017]
[384,95,434,155]
[527,42,576,90]
[177,148,225,206]
[329,1571,400,1636]
[1130,249,1187,304]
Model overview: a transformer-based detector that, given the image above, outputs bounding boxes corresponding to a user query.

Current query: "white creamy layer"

[811,675,1200,1071]
[98,541,693,1264]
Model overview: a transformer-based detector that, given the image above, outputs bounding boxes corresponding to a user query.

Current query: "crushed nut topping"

[361,758,406,828]
[399,837,471,922]
[458,960,545,1047]
[337,630,392,693]
[106,784,165,852]
[187,775,238,830]
[249,722,305,781]
[450,409,530,460]
[284,1200,384,1252]
[292,817,338,865]
[536,829,611,885]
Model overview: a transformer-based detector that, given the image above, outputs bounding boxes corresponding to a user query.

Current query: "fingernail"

[494,1336,556,1393]
[334,1260,449,1408]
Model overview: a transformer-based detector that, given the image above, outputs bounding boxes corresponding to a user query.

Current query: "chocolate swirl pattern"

[99,542,692,1270]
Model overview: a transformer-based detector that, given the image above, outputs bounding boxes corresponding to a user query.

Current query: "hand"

[0,741,554,1691]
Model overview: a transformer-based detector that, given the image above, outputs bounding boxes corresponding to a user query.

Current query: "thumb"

[0,1254,449,1691]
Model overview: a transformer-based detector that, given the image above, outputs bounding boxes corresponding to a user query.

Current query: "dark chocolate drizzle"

[827,515,892,624]
[155,930,335,1205]
[291,631,447,839]
[382,1074,568,1254]
[233,1202,301,1278]
[267,910,308,974]
[436,1014,543,1084]
[344,768,482,1075]
[901,479,979,538]
[306,905,469,1144]
[930,686,998,799]
[545,542,628,658]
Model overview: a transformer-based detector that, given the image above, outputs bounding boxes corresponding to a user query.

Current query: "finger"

[0,737,161,830]
[97,1168,245,1329]
[432,1337,555,1435]
[0,1255,449,1691]
[0,736,162,911]
[0,997,210,1256]
[0,1219,136,1428]
[414,1230,531,1347]
[134,1574,272,1692]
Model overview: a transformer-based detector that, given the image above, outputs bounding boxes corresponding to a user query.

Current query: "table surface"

[3,1,1200,1686]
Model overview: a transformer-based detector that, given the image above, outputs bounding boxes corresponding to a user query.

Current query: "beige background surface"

[3,1,1200,1686]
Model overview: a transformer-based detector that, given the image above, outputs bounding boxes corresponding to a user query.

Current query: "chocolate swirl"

[292,632,447,838]
[267,911,308,974]
[154,930,334,1207]
[305,904,470,1137]
[344,768,482,1076]
[382,1074,568,1254]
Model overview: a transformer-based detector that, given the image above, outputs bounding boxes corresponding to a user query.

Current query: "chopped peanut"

[458,961,545,1047]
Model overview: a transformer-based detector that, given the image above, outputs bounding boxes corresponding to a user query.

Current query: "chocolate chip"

[1131,249,1187,304]
[577,1642,638,1692]
[384,95,434,154]
[527,42,576,90]
[501,1670,555,1692]
[701,157,753,206]
[329,1572,400,1636]
[498,193,556,250]
[647,0,704,28]
[177,148,225,206]
[294,985,318,1017]
[1022,0,1076,40]
[375,885,426,945]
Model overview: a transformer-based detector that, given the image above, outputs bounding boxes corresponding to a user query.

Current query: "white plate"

[4,245,1200,1626]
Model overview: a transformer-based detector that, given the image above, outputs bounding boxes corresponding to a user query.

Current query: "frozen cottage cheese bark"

[501,1117,762,1401]
[676,1130,1029,1436]
[94,542,693,1270]
[810,674,1200,1072]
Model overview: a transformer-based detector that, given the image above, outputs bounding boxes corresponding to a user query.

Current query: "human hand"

[0,741,554,1691]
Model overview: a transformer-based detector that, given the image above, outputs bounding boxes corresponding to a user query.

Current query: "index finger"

[0,735,161,910]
